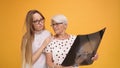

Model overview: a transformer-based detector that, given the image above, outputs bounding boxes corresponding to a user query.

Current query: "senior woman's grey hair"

[51,14,68,24]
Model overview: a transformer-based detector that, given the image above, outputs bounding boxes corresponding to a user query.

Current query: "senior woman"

[45,14,97,68]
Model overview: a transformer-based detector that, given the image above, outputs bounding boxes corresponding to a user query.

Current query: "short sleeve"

[44,43,52,53]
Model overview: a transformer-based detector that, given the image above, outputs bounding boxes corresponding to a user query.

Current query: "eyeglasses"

[32,18,44,24]
[50,23,63,26]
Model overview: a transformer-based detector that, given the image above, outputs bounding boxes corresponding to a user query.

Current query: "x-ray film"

[62,28,106,66]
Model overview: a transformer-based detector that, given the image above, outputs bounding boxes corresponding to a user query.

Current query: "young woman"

[21,10,51,68]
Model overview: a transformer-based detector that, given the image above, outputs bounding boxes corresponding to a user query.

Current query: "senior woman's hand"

[91,53,98,61]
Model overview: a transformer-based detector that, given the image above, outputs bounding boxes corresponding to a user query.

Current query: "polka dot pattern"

[45,35,76,65]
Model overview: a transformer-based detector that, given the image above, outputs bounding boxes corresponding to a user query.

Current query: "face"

[51,20,67,35]
[32,13,44,32]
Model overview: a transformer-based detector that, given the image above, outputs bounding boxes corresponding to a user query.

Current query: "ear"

[64,24,67,29]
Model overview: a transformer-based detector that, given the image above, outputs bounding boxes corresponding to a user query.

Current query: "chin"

[36,28,43,31]
[38,27,44,30]
[55,32,61,35]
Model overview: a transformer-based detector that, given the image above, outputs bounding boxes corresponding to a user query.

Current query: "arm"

[46,53,63,68]
[21,34,27,53]
[21,34,28,68]
[32,36,52,64]
[46,53,57,68]
[46,53,73,68]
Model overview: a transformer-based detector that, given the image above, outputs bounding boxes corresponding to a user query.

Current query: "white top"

[32,30,51,68]
[45,35,76,65]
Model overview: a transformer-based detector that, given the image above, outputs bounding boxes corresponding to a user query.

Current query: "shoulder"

[21,33,28,50]
[22,33,28,42]
[70,34,77,39]
[42,30,51,36]
[43,30,51,34]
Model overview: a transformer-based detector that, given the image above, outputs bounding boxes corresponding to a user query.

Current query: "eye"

[51,23,63,26]
[33,18,44,23]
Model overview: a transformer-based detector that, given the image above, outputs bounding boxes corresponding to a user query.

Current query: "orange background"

[0,0,120,68]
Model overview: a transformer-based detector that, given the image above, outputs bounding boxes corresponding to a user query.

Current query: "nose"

[37,21,43,24]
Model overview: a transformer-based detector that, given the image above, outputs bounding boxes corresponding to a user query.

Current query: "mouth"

[37,24,43,27]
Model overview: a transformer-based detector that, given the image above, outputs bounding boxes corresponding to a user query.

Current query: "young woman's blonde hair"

[21,10,45,68]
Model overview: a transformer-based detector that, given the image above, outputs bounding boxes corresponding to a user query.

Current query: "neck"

[55,33,69,40]
[34,30,44,34]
